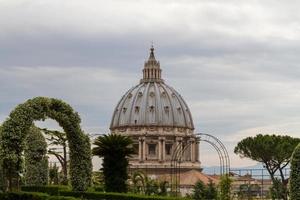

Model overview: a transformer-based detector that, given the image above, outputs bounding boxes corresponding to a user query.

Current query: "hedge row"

[59,190,189,200]
[20,185,189,200]
[0,192,78,200]
[21,185,70,196]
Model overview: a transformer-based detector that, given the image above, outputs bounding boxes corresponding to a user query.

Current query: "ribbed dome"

[110,47,194,130]
[110,82,194,130]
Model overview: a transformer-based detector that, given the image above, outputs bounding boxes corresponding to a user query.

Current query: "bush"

[290,143,300,200]
[21,185,70,195]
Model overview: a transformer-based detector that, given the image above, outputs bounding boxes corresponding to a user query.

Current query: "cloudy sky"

[1,0,300,168]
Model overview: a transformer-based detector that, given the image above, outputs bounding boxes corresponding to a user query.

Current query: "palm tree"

[92,134,134,192]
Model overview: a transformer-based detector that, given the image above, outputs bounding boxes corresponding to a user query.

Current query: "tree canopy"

[92,134,134,193]
[234,134,300,199]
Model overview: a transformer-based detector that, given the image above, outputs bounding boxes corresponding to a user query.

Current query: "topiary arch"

[0,97,92,191]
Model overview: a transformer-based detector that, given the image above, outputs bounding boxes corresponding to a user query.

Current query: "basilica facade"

[110,47,202,181]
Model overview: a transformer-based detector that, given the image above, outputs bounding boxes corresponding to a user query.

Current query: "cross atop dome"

[149,45,155,60]
[141,46,164,83]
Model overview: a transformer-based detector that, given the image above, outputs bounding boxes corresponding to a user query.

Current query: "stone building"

[110,46,202,182]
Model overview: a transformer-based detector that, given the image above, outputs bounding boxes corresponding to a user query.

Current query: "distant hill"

[203,163,263,175]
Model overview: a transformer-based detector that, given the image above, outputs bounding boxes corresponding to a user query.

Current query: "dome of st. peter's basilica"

[110,46,201,179]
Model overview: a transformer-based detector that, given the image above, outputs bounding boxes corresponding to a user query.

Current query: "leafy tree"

[92,134,134,193]
[289,143,300,200]
[40,128,68,185]
[206,179,218,200]
[219,174,232,200]
[24,126,48,185]
[234,134,300,200]
[193,180,206,200]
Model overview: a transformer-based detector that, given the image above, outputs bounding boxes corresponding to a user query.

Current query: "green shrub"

[290,143,300,200]
[21,185,70,195]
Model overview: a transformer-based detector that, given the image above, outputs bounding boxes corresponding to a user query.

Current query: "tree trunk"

[279,168,288,200]
[62,145,68,185]
[8,175,12,192]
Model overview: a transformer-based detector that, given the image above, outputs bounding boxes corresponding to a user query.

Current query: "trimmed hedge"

[24,126,48,186]
[20,185,190,200]
[290,143,300,200]
[0,192,78,200]
[21,185,70,196]
[59,190,190,200]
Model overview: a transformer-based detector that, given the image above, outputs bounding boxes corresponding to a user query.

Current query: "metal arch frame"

[196,133,230,174]
[170,133,230,195]
[170,138,192,194]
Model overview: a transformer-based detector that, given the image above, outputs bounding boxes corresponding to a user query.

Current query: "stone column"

[175,136,182,161]
[190,138,195,162]
[158,137,162,161]
[139,137,143,162]
[158,137,165,162]
[162,137,166,161]
[195,141,200,162]
[142,137,146,161]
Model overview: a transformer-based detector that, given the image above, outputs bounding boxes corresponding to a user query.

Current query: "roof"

[180,170,219,186]
[110,82,194,130]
